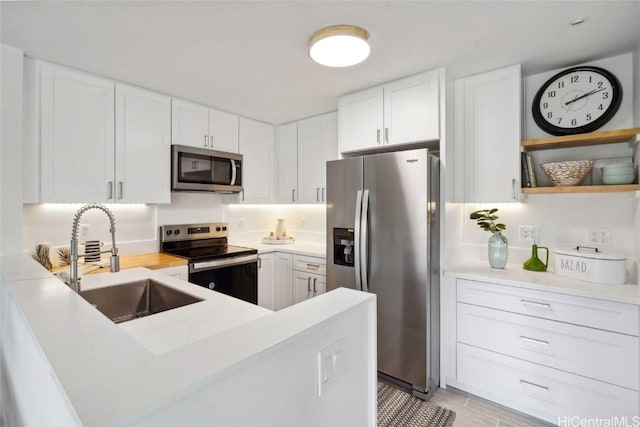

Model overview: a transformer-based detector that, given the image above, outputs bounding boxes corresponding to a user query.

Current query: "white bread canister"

[553,246,626,285]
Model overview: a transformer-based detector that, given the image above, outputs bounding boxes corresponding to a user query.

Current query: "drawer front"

[293,255,326,276]
[457,279,639,335]
[457,303,639,390]
[457,344,640,422]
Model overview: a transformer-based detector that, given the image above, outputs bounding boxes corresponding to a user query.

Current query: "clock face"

[532,66,622,136]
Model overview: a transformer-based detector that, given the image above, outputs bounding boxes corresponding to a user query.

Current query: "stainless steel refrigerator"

[326,148,440,398]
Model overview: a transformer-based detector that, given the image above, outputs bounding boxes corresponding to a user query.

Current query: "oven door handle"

[190,254,257,272]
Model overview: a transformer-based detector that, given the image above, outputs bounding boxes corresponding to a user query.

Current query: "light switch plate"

[317,339,345,397]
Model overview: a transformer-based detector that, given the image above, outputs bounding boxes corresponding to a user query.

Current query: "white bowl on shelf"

[602,174,635,185]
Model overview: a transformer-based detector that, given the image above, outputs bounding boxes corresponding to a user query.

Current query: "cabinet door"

[293,272,326,304]
[338,86,383,153]
[115,84,171,204]
[458,64,522,202]
[171,99,209,148]
[238,117,274,203]
[383,70,440,145]
[275,122,298,203]
[257,253,275,310]
[156,265,188,281]
[297,112,337,204]
[40,63,115,202]
[209,108,239,153]
[274,252,293,310]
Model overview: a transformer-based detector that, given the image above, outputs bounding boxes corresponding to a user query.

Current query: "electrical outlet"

[238,218,245,230]
[588,228,612,246]
[519,225,540,241]
[79,224,90,240]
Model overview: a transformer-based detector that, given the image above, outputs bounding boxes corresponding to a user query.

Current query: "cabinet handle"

[376,129,381,144]
[209,135,214,147]
[321,187,325,202]
[313,277,317,293]
[316,188,320,202]
[512,178,517,200]
[520,336,549,346]
[519,379,549,391]
[204,135,208,147]
[307,277,311,292]
[292,189,296,202]
[258,256,262,269]
[107,181,113,200]
[384,128,389,143]
[520,300,551,310]
[118,181,123,200]
[241,190,245,202]
[306,263,320,270]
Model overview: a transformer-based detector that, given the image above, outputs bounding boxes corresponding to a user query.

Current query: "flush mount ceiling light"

[308,25,370,67]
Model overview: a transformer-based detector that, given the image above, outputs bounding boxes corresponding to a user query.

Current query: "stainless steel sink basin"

[80,279,203,324]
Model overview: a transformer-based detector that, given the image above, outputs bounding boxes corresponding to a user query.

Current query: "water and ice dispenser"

[333,228,355,267]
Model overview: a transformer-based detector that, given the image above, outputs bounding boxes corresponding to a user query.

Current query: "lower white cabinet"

[446,276,640,423]
[292,255,326,304]
[273,252,293,310]
[156,265,188,281]
[257,253,275,310]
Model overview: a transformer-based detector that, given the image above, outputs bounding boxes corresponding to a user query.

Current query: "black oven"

[160,223,258,305]
[172,145,242,193]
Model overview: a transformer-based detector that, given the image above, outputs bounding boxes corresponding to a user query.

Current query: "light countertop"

[2,254,371,426]
[445,262,640,305]
[239,240,325,258]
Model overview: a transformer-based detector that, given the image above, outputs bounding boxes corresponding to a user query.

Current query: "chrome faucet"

[69,203,120,293]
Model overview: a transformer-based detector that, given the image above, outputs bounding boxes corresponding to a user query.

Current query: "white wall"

[1,44,24,256]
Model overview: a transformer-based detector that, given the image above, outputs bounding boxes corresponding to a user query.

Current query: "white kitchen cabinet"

[115,84,171,203]
[171,99,239,153]
[275,122,298,203]
[292,254,326,304]
[273,252,293,310]
[237,117,274,203]
[456,64,521,202]
[338,69,440,153]
[40,62,115,202]
[257,253,275,310]
[297,112,338,203]
[156,265,188,281]
[445,273,640,423]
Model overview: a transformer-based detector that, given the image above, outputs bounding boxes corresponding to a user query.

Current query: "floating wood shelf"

[521,184,640,194]
[522,127,640,151]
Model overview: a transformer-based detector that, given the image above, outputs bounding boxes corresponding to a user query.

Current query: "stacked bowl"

[602,163,636,185]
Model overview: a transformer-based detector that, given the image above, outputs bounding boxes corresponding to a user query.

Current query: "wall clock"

[532,65,622,136]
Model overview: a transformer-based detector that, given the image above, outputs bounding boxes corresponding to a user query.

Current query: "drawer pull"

[520,336,549,346]
[519,379,549,391]
[306,263,320,270]
[520,299,551,310]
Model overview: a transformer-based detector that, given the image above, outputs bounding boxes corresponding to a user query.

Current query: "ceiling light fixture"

[308,25,370,67]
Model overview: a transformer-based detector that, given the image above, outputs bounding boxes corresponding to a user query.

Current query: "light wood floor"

[428,386,555,427]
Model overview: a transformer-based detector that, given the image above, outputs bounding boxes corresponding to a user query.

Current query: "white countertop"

[446,262,640,305]
[240,240,326,257]
[1,254,370,426]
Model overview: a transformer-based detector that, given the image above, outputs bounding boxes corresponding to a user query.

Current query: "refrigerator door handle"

[361,189,370,293]
[354,190,363,291]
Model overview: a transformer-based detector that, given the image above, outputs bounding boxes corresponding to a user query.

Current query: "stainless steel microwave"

[171,145,243,193]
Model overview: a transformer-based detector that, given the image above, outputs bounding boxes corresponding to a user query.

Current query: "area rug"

[378,382,456,427]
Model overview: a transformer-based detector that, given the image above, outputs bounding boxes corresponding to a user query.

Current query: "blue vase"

[488,231,508,269]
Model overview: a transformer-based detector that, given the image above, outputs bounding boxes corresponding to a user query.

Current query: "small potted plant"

[469,208,508,269]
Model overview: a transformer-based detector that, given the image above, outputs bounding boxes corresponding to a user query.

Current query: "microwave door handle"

[230,159,237,185]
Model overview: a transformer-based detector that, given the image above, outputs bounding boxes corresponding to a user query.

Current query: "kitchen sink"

[80,279,203,324]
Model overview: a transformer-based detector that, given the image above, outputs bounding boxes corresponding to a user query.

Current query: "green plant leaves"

[469,208,507,233]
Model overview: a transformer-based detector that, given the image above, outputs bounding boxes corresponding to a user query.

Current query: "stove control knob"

[208,282,216,290]
[216,227,221,232]
[175,229,181,235]
[222,226,227,231]
[166,230,173,236]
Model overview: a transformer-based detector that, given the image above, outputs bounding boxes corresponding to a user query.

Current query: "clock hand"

[564,87,606,106]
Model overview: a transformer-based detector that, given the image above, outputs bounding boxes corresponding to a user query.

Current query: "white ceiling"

[1,1,639,125]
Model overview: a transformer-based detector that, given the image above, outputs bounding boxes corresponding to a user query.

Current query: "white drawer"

[457,279,639,336]
[457,344,640,422]
[457,303,639,390]
[293,255,326,276]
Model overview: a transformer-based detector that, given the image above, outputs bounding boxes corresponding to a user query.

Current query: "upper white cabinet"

[297,112,338,203]
[238,117,274,203]
[338,69,440,153]
[275,122,298,203]
[456,64,521,202]
[274,112,338,204]
[171,99,239,153]
[115,84,171,203]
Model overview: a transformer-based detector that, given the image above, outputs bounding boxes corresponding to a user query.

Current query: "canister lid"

[553,246,626,261]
